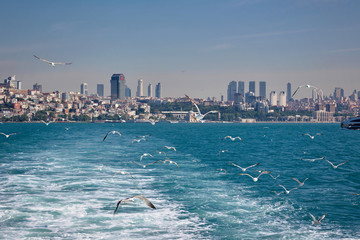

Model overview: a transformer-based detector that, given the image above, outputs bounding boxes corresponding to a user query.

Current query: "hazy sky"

[1,0,360,99]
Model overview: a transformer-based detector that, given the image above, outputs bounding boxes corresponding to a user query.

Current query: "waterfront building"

[270,91,277,106]
[80,83,88,95]
[33,83,42,92]
[227,81,237,101]
[259,81,266,99]
[148,83,153,97]
[97,84,104,97]
[136,79,143,97]
[110,74,125,100]
[238,81,245,96]
[287,82,292,101]
[313,110,334,122]
[155,83,162,98]
[279,91,287,107]
[249,81,255,95]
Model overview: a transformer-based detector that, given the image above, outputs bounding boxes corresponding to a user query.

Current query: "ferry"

[341,116,360,130]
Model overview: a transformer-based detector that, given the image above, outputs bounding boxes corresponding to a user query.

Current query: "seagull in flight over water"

[185,94,218,122]
[0,132,18,138]
[291,177,309,186]
[34,55,72,67]
[303,133,322,139]
[238,171,271,182]
[140,153,154,161]
[164,146,177,152]
[301,157,326,162]
[223,136,243,142]
[229,162,260,172]
[308,212,327,225]
[103,131,122,141]
[113,195,156,214]
[278,184,298,194]
[325,160,348,169]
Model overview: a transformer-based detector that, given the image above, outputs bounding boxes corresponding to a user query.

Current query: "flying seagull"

[113,195,156,214]
[238,171,271,182]
[229,162,260,172]
[153,150,168,157]
[217,168,228,174]
[303,133,322,139]
[34,55,72,67]
[326,160,348,169]
[162,158,180,168]
[139,153,154,161]
[269,174,281,180]
[185,94,218,122]
[308,212,327,225]
[164,146,177,152]
[278,184,298,194]
[132,160,163,168]
[131,138,147,144]
[0,132,18,138]
[41,120,54,126]
[113,171,135,179]
[103,131,122,141]
[291,177,309,187]
[291,84,318,98]
[223,136,243,142]
[301,157,326,162]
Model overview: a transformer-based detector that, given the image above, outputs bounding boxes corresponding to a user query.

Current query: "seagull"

[185,94,218,122]
[139,153,154,161]
[291,84,318,98]
[65,127,70,131]
[308,212,327,225]
[113,171,134,179]
[326,160,348,169]
[163,159,180,168]
[34,55,72,67]
[270,174,281,180]
[132,160,162,168]
[103,131,122,141]
[223,136,243,142]
[131,138,147,144]
[113,195,156,214]
[291,177,309,186]
[301,157,326,162]
[278,184,298,194]
[41,120,53,126]
[0,132,18,138]
[217,150,229,156]
[303,133,322,139]
[271,191,283,196]
[238,171,271,182]
[229,162,260,172]
[164,146,177,152]
[217,168,228,174]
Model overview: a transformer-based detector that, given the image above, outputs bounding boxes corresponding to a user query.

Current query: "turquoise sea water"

[0,123,359,239]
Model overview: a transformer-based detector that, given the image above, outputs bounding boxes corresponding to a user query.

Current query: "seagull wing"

[279,184,288,192]
[336,160,348,167]
[291,178,301,184]
[229,162,243,170]
[34,55,52,64]
[103,132,110,141]
[133,195,156,209]
[0,132,6,136]
[113,199,124,214]
[238,173,255,180]
[244,163,260,170]
[308,212,317,222]
[291,86,302,97]
[114,131,122,136]
[185,94,201,114]
[326,160,335,168]
[318,213,327,222]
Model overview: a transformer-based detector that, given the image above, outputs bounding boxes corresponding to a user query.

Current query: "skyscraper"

[80,83,88,95]
[148,84,153,97]
[249,81,255,94]
[155,83,161,98]
[287,83,292,101]
[259,81,266,99]
[136,79,143,97]
[33,83,42,92]
[110,74,125,100]
[270,91,277,106]
[238,81,245,96]
[227,81,237,101]
[334,87,344,100]
[125,85,131,98]
[279,91,287,107]
[97,84,104,97]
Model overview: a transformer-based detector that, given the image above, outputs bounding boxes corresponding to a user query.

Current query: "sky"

[1,0,360,99]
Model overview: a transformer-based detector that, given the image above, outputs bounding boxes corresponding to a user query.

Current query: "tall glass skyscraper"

[110,74,125,100]
[227,81,237,101]
[249,81,255,94]
[80,83,88,95]
[259,81,266,99]
[287,82,292,101]
[97,84,104,97]
[136,79,143,97]
[155,83,162,98]
[238,81,245,96]
[148,84,153,97]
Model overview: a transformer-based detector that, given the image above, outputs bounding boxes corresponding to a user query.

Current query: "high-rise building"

[125,85,131,98]
[136,79,143,97]
[33,83,42,92]
[238,81,245,96]
[270,91,277,106]
[334,87,344,100]
[110,74,125,100]
[227,81,237,101]
[249,81,255,94]
[155,83,162,98]
[259,81,266,99]
[148,84,153,97]
[97,84,104,97]
[80,83,88,95]
[312,88,318,101]
[279,91,287,107]
[287,82,292,101]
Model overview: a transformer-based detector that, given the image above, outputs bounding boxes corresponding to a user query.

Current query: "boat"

[341,116,360,130]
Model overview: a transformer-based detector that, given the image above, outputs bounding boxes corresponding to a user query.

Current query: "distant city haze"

[1,1,360,99]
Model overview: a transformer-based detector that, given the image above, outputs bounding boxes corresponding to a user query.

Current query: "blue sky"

[1,0,360,99]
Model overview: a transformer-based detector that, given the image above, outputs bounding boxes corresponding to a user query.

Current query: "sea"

[0,122,359,239]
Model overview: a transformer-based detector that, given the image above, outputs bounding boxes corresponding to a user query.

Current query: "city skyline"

[1,1,360,98]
